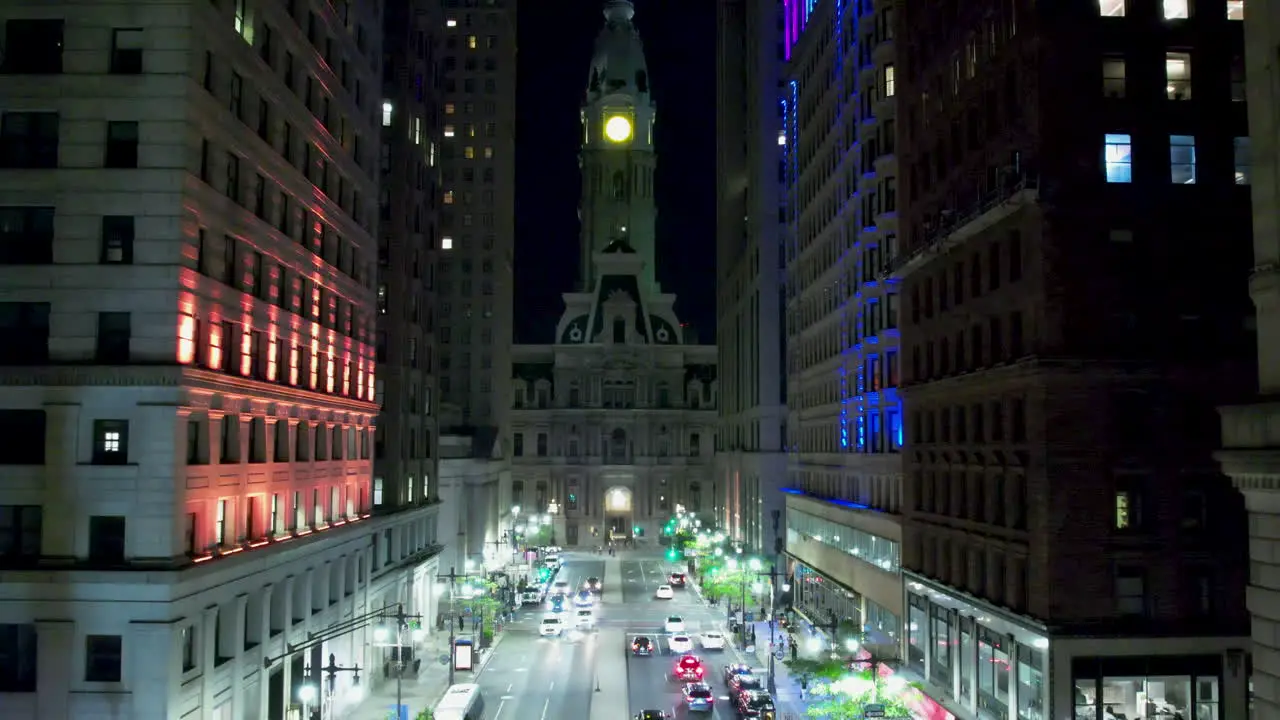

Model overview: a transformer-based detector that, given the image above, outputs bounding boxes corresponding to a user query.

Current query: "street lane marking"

[507,683,513,692]
[495,700,506,719]
[549,681,555,691]
[540,698,551,720]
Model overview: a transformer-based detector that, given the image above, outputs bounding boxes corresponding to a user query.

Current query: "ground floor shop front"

[904,572,1252,720]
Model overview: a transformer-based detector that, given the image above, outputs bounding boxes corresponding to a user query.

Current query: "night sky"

[513,0,717,343]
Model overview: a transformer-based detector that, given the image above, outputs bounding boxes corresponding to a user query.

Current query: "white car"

[539,616,564,636]
[700,631,726,650]
[655,584,675,599]
[545,554,561,569]
[668,634,694,654]
[575,609,595,629]
[552,580,571,595]
[664,615,686,633]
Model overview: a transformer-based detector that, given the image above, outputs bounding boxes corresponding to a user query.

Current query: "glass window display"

[1195,676,1219,720]
[1017,648,1045,720]
[977,628,1009,718]
[1075,679,1098,720]
[1100,676,1191,719]
[960,623,974,700]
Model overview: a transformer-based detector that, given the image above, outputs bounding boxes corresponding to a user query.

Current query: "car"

[682,682,715,712]
[734,690,776,718]
[548,593,567,613]
[574,609,595,629]
[671,654,705,682]
[723,663,753,684]
[664,615,685,633]
[545,554,561,569]
[520,590,542,605]
[584,576,602,593]
[668,572,687,587]
[632,636,655,656]
[539,616,564,636]
[699,631,726,650]
[574,589,594,607]
[668,634,694,654]
[633,712,670,720]
[655,584,674,599]
[729,673,765,696]
[552,580,571,595]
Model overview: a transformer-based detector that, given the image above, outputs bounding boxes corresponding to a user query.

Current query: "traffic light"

[665,547,678,561]
[634,526,644,537]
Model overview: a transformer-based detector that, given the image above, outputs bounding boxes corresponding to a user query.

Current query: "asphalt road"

[467,551,770,720]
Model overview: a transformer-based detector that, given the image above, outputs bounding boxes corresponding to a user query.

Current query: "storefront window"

[1100,676,1191,720]
[908,598,926,674]
[1017,646,1045,720]
[787,509,900,572]
[865,599,901,644]
[1195,676,1219,720]
[977,627,1009,719]
[931,607,951,681]
[1074,678,1098,720]
[960,621,974,700]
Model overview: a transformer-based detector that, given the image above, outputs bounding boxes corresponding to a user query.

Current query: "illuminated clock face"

[604,115,633,143]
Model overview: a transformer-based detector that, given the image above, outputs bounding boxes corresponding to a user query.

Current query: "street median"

[589,629,629,720]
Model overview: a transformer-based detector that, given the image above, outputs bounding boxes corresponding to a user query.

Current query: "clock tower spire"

[579,0,657,293]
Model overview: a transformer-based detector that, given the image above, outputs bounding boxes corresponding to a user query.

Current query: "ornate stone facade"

[508,0,716,545]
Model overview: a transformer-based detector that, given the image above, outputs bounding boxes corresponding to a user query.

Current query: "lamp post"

[509,505,522,565]
[435,567,490,687]
[371,604,425,720]
[754,565,790,695]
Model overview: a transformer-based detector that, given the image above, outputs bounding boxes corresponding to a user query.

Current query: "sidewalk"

[349,626,509,720]
[736,617,829,719]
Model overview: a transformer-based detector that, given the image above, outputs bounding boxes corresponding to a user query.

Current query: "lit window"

[467,123,476,137]
[442,236,454,250]
[483,146,494,159]
[468,35,478,49]
[1170,135,1196,184]
[444,124,456,138]
[1099,0,1125,15]
[381,101,392,127]
[373,477,384,505]
[234,0,254,44]
[1234,137,1251,185]
[446,18,457,28]
[464,146,475,159]
[1163,0,1188,19]
[1165,52,1191,100]
[1115,491,1133,529]
[444,190,455,204]
[777,133,786,146]
[1103,133,1132,183]
[413,117,422,145]
[883,64,895,97]
[1227,1,1244,20]
[445,102,456,114]
[1102,56,1126,98]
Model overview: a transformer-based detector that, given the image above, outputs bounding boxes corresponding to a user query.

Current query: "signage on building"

[453,638,474,670]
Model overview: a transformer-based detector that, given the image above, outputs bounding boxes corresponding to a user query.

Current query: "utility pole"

[755,565,789,695]
[435,566,489,687]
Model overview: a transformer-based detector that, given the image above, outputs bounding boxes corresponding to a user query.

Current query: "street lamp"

[298,684,317,718]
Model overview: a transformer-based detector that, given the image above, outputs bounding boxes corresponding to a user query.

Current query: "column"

[129,621,178,719]
[258,585,274,720]
[1006,639,1019,720]
[34,619,72,720]
[230,594,248,719]
[965,618,979,714]
[203,605,219,712]
[1222,648,1249,720]
[951,609,962,700]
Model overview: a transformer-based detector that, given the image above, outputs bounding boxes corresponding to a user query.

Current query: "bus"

[433,683,486,720]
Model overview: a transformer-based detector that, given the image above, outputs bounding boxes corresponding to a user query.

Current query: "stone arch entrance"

[604,485,634,540]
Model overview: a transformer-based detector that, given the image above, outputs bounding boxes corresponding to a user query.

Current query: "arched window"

[613,317,626,343]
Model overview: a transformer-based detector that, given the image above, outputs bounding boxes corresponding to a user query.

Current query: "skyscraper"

[0,1,446,716]
[713,0,788,559]
[376,0,444,515]
[435,0,516,435]
[509,0,718,545]
[895,0,1250,716]
[1218,0,1280,714]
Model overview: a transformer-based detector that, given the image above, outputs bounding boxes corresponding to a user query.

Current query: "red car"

[668,572,687,587]
[671,654,705,682]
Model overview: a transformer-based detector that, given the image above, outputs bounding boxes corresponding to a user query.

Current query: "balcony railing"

[882,172,1039,281]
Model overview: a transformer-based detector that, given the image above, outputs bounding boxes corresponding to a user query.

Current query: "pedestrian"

[790,641,798,661]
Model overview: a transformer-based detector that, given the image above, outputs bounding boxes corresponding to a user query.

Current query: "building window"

[1103,133,1132,183]
[92,419,129,465]
[1165,52,1191,100]
[513,433,524,456]
[84,635,123,683]
[1227,1,1244,20]
[1102,56,1125,98]
[104,121,139,168]
[883,63,895,97]
[222,416,240,462]
[0,505,42,559]
[186,419,204,464]
[96,311,131,363]
[1099,0,1125,15]
[101,215,135,264]
[1163,0,1189,19]
[537,433,548,457]
[0,624,38,692]
[88,516,126,564]
[109,28,144,74]
[1170,135,1196,184]
[0,111,60,169]
[373,477,384,506]
[0,206,54,265]
[1114,488,1140,529]
[180,626,197,673]
[1115,566,1146,615]
[442,235,454,250]
[1235,137,1251,185]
